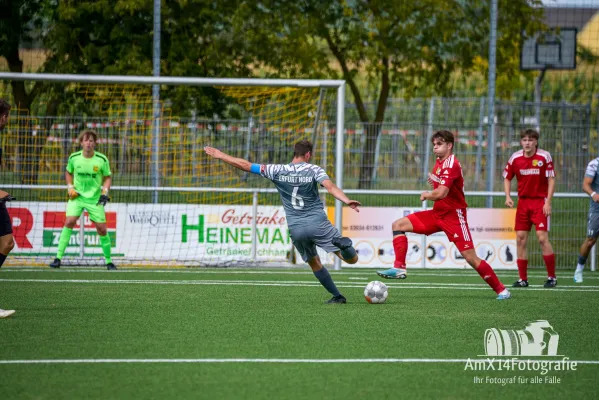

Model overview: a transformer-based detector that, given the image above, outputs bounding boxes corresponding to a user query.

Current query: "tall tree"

[235,0,545,188]
[37,0,256,116]
[0,0,54,111]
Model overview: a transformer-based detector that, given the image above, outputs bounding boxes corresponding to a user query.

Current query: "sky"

[541,0,599,7]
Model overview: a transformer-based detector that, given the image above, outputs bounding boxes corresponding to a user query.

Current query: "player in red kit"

[377,130,511,300]
[503,129,556,288]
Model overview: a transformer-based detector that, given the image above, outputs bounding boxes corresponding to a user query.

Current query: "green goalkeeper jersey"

[66,151,112,201]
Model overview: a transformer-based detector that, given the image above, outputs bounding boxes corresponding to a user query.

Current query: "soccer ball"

[364,281,388,304]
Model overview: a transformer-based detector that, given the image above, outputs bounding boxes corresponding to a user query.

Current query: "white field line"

[2,268,597,279]
[2,278,599,292]
[0,358,598,365]
[5,277,596,289]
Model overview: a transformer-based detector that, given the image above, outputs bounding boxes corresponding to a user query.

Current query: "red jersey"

[428,154,468,211]
[503,149,555,198]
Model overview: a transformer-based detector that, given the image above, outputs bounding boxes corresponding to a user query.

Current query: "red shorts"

[515,198,549,232]
[407,209,474,252]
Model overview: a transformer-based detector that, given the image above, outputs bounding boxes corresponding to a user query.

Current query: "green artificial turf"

[0,267,597,399]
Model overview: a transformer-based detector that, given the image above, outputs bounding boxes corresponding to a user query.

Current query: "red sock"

[517,259,528,281]
[543,254,556,278]
[392,235,407,269]
[476,260,505,294]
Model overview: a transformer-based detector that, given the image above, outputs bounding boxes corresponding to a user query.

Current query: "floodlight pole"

[534,68,547,132]
[334,84,346,271]
[486,0,498,208]
[151,0,161,203]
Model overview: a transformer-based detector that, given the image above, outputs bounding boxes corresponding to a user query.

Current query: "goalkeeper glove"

[0,194,15,203]
[67,184,79,200]
[97,187,110,206]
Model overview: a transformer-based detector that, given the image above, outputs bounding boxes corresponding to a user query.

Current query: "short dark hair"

[520,129,539,141]
[293,140,313,157]
[431,130,455,146]
[0,99,11,117]
[78,129,98,143]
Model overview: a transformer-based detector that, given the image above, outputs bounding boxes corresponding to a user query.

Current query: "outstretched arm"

[321,179,361,212]
[204,146,252,172]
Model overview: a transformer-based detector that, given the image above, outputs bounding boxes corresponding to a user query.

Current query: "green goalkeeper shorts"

[66,197,106,223]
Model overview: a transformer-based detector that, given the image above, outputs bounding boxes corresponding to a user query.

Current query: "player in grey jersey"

[574,157,599,282]
[205,140,360,303]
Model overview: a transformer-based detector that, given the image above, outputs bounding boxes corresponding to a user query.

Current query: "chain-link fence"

[344,98,594,192]
[1,98,595,194]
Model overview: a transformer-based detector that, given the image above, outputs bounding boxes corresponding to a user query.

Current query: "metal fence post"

[334,84,346,271]
[251,191,258,262]
[475,97,485,186]
[423,98,435,182]
[242,110,254,181]
[371,124,382,182]
[151,0,161,204]
[486,0,498,208]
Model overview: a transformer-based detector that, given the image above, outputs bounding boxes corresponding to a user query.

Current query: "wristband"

[102,187,109,195]
[68,184,74,189]
[592,192,597,198]
[250,163,261,174]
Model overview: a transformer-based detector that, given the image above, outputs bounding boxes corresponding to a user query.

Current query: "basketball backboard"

[520,28,577,70]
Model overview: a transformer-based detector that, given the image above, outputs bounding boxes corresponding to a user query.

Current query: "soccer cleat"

[326,295,347,304]
[496,289,512,300]
[49,258,61,268]
[332,236,353,250]
[512,279,529,287]
[106,263,117,270]
[0,309,16,318]
[544,278,557,288]
[574,270,583,283]
[376,268,407,279]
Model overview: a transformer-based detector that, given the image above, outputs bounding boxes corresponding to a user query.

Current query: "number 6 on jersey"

[291,186,304,210]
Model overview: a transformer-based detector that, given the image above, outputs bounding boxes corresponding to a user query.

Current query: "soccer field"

[1,267,597,399]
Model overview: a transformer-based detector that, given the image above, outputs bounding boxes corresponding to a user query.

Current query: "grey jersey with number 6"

[585,157,599,213]
[260,162,330,228]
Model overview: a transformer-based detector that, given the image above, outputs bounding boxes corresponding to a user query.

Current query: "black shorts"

[0,203,13,236]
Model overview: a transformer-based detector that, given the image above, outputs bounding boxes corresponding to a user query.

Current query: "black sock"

[313,267,341,297]
[0,253,6,268]
[578,255,587,265]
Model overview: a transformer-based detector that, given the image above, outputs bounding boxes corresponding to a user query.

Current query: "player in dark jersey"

[503,129,556,288]
[377,130,511,300]
[205,140,360,304]
[0,99,16,318]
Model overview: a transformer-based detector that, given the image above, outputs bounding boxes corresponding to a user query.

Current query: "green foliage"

[236,0,545,123]
[232,0,546,188]
[1,0,258,117]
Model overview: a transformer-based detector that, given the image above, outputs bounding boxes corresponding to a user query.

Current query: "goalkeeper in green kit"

[49,129,115,270]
